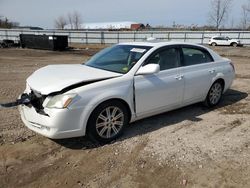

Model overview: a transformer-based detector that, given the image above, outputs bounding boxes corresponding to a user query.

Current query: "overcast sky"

[0,0,248,29]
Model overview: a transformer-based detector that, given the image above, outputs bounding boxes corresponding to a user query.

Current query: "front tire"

[87,101,129,143]
[211,42,217,47]
[204,81,223,107]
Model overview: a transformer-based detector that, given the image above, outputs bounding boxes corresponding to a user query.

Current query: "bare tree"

[67,13,73,29]
[230,17,235,29]
[241,5,249,29]
[72,11,82,30]
[54,15,67,29]
[241,0,250,29]
[208,0,233,30]
[67,11,82,30]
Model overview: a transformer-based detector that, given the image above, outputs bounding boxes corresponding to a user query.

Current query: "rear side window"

[182,47,213,66]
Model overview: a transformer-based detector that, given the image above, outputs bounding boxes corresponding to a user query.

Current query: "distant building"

[65,21,144,30]
[131,24,145,30]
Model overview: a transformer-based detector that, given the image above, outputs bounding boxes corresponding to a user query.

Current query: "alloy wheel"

[209,82,222,105]
[96,106,124,139]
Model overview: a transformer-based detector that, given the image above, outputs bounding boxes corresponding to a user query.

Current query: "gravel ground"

[0,46,250,188]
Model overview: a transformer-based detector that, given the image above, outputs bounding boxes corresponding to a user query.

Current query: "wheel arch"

[84,98,132,135]
[230,42,237,46]
[212,78,225,91]
[95,98,132,121]
[204,78,225,107]
[211,42,217,46]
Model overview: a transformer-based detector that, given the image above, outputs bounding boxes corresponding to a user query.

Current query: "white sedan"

[19,41,235,143]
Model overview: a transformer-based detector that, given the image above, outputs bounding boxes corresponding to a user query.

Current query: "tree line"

[208,0,250,30]
[0,0,249,30]
[54,0,250,30]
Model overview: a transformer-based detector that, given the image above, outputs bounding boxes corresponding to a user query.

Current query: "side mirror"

[136,64,160,75]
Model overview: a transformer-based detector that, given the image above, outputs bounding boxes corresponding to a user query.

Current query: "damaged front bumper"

[19,102,85,139]
[0,90,46,113]
[0,90,85,139]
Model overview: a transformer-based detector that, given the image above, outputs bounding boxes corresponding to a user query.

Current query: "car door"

[134,46,184,117]
[180,46,215,105]
[221,37,230,45]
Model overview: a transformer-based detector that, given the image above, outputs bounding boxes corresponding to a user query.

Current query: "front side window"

[145,48,180,71]
[85,45,151,74]
[182,47,213,66]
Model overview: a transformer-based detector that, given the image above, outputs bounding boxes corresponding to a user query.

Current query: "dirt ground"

[0,45,250,188]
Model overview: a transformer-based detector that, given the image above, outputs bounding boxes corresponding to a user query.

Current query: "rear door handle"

[209,70,215,74]
[175,75,184,80]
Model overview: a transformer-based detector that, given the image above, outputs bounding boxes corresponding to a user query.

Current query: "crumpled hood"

[27,64,122,95]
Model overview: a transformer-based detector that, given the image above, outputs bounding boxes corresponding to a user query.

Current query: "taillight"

[229,62,235,72]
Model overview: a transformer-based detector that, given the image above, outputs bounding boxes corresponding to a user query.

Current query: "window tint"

[214,37,229,40]
[182,47,213,66]
[145,48,180,71]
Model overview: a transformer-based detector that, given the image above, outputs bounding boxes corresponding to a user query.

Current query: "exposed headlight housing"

[45,93,77,109]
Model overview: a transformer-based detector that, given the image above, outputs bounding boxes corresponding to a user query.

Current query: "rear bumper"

[19,105,85,139]
[223,70,235,93]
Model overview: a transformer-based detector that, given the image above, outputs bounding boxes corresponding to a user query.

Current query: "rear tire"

[204,81,223,107]
[87,100,129,143]
[232,42,237,47]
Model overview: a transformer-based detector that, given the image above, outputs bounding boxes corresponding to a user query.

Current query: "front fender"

[70,78,134,136]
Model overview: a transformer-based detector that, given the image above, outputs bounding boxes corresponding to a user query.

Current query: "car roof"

[119,40,223,61]
[119,41,207,49]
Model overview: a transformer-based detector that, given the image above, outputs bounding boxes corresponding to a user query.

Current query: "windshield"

[85,44,152,74]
